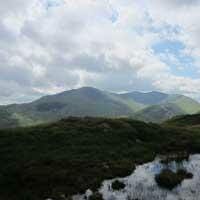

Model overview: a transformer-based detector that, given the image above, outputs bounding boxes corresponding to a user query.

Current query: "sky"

[1,0,200,104]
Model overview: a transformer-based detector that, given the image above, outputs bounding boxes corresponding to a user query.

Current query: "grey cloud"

[168,0,199,5]
[0,66,32,86]
[153,0,200,7]
[0,79,42,104]
[68,53,110,73]
[92,71,154,93]
[0,23,16,43]
[0,0,200,104]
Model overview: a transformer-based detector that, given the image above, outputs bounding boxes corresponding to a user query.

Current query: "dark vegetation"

[111,180,126,190]
[160,152,189,164]
[155,169,193,190]
[165,114,200,127]
[89,192,103,200]
[0,117,200,200]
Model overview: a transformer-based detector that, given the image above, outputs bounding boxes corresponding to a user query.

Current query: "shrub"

[177,169,193,179]
[111,180,126,190]
[89,192,103,200]
[155,169,193,190]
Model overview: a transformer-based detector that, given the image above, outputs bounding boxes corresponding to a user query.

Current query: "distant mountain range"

[0,86,200,128]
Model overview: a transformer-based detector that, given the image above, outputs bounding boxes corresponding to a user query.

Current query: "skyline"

[1,0,200,104]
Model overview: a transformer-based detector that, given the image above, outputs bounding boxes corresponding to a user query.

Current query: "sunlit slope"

[134,95,200,123]
[0,87,200,128]
[0,87,139,128]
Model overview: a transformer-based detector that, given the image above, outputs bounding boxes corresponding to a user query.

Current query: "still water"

[73,154,200,200]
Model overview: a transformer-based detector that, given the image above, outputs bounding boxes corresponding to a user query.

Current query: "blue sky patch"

[152,40,198,78]
[43,0,63,9]
[153,40,184,54]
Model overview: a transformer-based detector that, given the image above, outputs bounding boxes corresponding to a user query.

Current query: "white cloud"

[0,0,200,104]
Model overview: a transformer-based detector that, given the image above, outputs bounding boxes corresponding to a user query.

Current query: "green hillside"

[0,117,199,200]
[0,87,137,128]
[120,91,169,105]
[0,87,146,129]
[134,103,184,123]
[107,92,146,112]
[133,95,200,123]
[0,108,19,128]
[0,87,200,128]
[166,95,200,114]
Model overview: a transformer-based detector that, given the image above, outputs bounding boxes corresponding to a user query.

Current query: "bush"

[155,169,193,190]
[89,192,103,200]
[111,180,126,190]
[177,169,193,179]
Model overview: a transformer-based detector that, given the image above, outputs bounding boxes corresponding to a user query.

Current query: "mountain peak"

[75,86,102,92]
[130,91,168,96]
[1,87,200,128]
[149,91,168,95]
[60,86,102,95]
[121,90,169,105]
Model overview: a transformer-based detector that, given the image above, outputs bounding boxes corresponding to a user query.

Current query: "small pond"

[73,154,200,200]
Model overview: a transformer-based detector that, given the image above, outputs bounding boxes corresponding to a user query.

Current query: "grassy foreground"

[0,117,200,200]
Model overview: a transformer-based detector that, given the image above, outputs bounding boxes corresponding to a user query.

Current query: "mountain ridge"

[0,86,200,128]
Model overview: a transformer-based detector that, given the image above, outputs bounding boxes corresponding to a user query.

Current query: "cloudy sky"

[1,0,200,104]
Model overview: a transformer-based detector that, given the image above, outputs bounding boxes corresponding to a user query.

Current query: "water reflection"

[74,154,200,200]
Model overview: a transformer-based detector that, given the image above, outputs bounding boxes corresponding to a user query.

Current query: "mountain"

[165,95,200,114]
[134,95,200,123]
[0,87,142,128]
[0,117,199,200]
[120,91,169,105]
[0,108,18,129]
[121,91,200,113]
[134,103,184,123]
[0,87,200,128]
